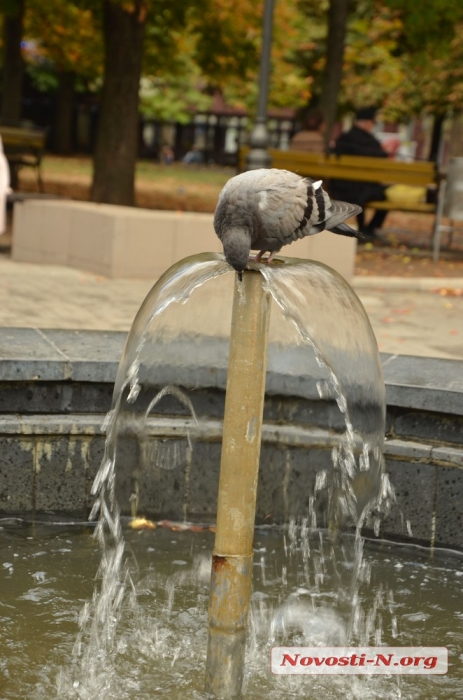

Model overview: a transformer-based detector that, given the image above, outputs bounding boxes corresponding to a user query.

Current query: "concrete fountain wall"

[1,327,462,550]
[11,200,357,281]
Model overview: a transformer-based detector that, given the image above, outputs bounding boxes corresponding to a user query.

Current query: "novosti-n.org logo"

[271,647,448,674]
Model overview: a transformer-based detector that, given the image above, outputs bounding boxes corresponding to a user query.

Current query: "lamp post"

[246,0,275,171]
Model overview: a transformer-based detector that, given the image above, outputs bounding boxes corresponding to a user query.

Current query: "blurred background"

[1,1,462,190]
[1,0,463,281]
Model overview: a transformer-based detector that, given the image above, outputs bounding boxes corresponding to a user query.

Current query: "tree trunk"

[90,0,146,206]
[319,0,350,147]
[53,72,75,154]
[429,113,445,163]
[1,0,25,126]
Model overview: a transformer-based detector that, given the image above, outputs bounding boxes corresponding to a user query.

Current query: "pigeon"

[213,168,363,277]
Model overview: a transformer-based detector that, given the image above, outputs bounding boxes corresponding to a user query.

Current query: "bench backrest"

[238,148,437,187]
[0,126,47,154]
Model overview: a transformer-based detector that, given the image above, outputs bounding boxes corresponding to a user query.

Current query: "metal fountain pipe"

[206,270,271,698]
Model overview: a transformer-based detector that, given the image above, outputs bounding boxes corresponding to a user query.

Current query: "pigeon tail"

[330,222,365,239]
[324,200,362,231]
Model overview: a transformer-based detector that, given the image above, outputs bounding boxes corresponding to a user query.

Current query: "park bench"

[0,125,46,191]
[238,148,446,258]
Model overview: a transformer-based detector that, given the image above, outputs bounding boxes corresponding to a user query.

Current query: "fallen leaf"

[157,519,208,532]
[435,288,463,296]
[129,517,156,530]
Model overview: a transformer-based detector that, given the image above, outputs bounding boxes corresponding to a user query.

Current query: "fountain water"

[3,516,463,698]
[5,252,461,698]
[60,252,393,698]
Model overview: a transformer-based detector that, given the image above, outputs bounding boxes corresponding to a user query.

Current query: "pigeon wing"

[254,172,310,245]
[215,169,361,252]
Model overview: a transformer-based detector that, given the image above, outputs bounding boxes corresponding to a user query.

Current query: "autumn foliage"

[10,0,463,121]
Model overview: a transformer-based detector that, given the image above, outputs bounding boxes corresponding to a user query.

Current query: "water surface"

[1,519,462,699]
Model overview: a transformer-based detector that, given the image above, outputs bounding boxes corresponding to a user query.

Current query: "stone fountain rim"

[0,327,462,417]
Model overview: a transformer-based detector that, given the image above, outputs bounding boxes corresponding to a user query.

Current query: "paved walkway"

[1,253,462,360]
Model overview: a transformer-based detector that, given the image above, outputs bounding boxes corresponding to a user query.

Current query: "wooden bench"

[0,126,47,191]
[238,148,445,257]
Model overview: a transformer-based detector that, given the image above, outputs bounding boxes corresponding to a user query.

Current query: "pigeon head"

[222,227,251,276]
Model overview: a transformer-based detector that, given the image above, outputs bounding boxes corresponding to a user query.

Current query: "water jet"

[0,256,463,698]
[80,252,389,699]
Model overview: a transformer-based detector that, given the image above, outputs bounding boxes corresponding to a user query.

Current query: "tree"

[191,0,309,114]
[1,0,25,126]
[293,0,405,122]
[89,0,145,205]
[138,23,213,123]
[24,0,102,153]
[319,0,351,144]
[382,0,463,157]
[19,0,310,203]
[341,3,404,113]
[88,0,208,206]
[139,36,212,124]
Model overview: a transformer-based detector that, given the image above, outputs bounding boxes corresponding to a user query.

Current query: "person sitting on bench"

[330,106,397,239]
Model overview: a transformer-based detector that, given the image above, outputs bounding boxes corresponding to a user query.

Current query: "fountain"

[65,252,390,698]
[1,253,463,699]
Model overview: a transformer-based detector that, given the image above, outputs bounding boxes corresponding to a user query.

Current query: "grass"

[18,155,233,212]
[39,156,233,188]
[136,160,233,186]
[39,156,93,178]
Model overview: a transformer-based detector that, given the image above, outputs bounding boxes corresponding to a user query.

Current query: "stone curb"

[353,276,463,290]
[1,329,463,416]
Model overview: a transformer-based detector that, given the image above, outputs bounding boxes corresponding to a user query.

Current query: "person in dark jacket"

[330,107,391,238]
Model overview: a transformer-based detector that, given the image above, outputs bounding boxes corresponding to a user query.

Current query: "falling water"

[61,255,230,697]
[59,253,400,698]
[260,258,392,531]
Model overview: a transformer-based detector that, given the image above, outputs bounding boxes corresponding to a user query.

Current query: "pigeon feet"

[266,251,276,264]
[252,250,275,264]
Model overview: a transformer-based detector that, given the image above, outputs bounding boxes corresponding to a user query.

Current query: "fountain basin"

[1,518,462,699]
[1,327,462,550]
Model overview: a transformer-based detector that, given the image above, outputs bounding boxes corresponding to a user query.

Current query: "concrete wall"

[1,328,462,550]
[11,199,357,281]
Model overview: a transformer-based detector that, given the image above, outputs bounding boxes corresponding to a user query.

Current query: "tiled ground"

[1,252,462,359]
